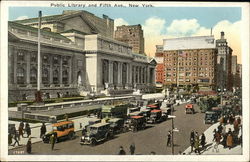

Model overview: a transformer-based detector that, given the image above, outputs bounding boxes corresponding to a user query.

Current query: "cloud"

[16,16,29,20]
[114,18,129,30]
[167,19,200,37]
[142,17,166,37]
[143,17,242,63]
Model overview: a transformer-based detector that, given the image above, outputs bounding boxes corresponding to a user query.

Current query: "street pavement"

[9,102,211,155]
[8,101,242,155]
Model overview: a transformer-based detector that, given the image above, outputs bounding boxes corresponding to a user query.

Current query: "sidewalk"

[183,120,242,155]
[8,115,98,150]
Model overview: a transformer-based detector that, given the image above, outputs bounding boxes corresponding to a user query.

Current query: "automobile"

[106,118,124,134]
[160,107,171,120]
[148,109,163,123]
[127,107,141,114]
[211,107,222,117]
[140,109,151,121]
[124,115,146,132]
[204,111,219,124]
[80,122,113,145]
[128,111,143,117]
[146,104,159,110]
[43,121,75,143]
[185,104,194,114]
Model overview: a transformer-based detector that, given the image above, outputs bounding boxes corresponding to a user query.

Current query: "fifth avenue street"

[9,103,210,155]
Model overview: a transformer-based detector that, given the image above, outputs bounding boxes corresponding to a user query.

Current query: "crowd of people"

[189,130,206,155]
[8,121,47,154]
[213,115,242,151]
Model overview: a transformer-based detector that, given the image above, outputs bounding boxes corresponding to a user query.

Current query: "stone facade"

[9,10,156,101]
[114,25,145,54]
[8,22,86,102]
[216,32,233,91]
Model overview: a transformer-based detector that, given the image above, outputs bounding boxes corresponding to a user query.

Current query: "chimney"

[221,31,225,39]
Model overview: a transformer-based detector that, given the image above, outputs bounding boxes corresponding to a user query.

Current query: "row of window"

[162,71,214,77]
[165,56,214,61]
[166,67,214,71]
[16,67,69,84]
[17,51,70,66]
[100,39,131,54]
[164,52,214,57]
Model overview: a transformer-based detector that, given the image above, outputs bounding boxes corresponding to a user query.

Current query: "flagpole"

[38,11,41,92]
[36,11,42,103]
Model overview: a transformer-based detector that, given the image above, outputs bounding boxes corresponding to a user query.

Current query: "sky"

[9,7,242,63]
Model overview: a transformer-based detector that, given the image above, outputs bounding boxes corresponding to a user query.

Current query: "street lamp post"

[168,114,177,155]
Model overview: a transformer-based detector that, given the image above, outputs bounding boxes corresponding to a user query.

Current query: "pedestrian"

[200,133,206,149]
[50,134,56,150]
[12,130,20,147]
[217,124,223,134]
[233,119,239,133]
[24,122,29,134]
[227,133,233,149]
[118,146,126,155]
[219,116,224,125]
[19,122,24,136]
[190,137,195,152]
[167,131,171,147]
[64,113,69,121]
[26,137,32,154]
[212,129,216,142]
[190,130,195,142]
[18,124,24,138]
[129,143,136,155]
[8,133,13,146]
[227,128,232,135]
[25,124,31,138]
[222,133,228,148]
[215,131,222,145]
[40,123,47,138]
[239,135,242,148]
[194,136,200,154]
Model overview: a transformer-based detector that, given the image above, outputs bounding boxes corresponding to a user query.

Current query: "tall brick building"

[114,25,145,54]
[155,36,218,90]
[155,45,165,84]
[216,32,233,91]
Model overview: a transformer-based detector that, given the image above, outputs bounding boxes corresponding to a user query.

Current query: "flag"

[178,50,187,57]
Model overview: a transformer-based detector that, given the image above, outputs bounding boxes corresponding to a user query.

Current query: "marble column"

[59,56,63,85]
[109,61,113,84]
[26,51,31,84]
[118,62,122,84]
[69,57,72,84]
[126,63,130,84]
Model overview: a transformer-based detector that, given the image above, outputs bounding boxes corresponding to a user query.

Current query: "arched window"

[102,60,109,86]
[17,68,25,84]
[53,70,59,84]
[62,70,68,84]
[42,68,49,84]
[30,68,37,84]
